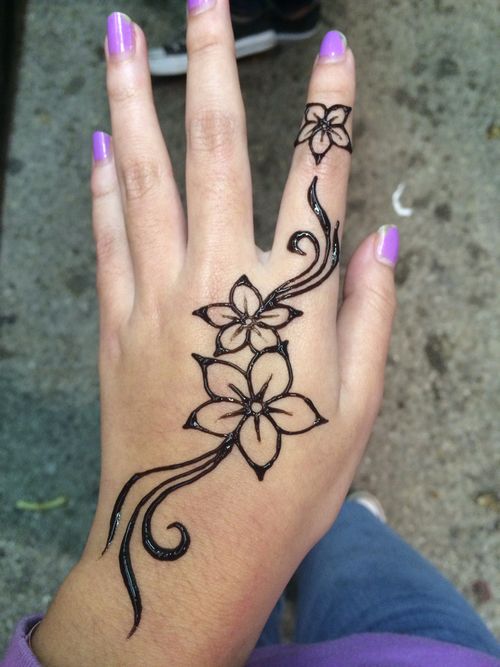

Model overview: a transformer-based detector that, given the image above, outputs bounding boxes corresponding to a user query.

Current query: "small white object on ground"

[392,182,413,217]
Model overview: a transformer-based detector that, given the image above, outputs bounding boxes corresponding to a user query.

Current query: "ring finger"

[270,31,355,307]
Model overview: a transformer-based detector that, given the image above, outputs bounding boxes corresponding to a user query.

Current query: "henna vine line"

[103,175,341,637]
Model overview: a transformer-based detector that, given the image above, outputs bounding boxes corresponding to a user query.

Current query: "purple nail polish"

[93,131,111,162]
[187,0,216,15]
[376,225,399,266]
[107,12,134,57]
[319,30,347,61]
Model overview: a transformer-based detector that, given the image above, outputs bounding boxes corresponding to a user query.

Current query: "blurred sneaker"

[272,1,320,42]
[149,2,320,77]
[348,490,387,523]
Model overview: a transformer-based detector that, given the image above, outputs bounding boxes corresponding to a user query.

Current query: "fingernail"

[376,225,399,267]
[93,131,112,162]
[107,12,134,58]
[187,0,216,15]
[318,30,347,63]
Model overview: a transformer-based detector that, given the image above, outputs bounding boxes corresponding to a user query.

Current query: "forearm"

[34,563,268,667]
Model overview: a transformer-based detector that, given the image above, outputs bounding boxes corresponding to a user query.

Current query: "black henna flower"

[184,342,326,480]
[193,275,302,356]
[102,177,338,638]
[294,103,352,165]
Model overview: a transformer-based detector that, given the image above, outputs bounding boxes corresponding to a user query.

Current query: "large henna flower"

[294,103,352,165]
[193,275,302,356]
[184,342,326,480]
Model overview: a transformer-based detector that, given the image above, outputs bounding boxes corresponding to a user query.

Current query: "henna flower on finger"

[193,275,302,356]
[294,103,352,165]
[184,342,327,480]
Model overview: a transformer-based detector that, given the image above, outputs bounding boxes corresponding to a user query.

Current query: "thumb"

[337,225,399,424]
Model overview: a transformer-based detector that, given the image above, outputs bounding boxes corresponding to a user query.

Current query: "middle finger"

[185,0,255,265]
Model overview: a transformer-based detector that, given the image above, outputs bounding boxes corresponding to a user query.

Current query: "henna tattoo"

[102,177,341,636]
[194,177,340,356]
[192,276,303,356]
[295,103,352,164]
[184,341,327,480]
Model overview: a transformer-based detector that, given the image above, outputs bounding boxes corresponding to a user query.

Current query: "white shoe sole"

[149,30,277,77]
[149,47,188,77]
[276,26,319,42]
[235,29,278,58]
[349,491,387,523]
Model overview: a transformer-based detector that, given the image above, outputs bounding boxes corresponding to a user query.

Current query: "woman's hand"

[33,4,398,666]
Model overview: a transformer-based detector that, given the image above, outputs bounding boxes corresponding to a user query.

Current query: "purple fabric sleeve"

[1,616,42,667]
[2,616,499,666]
[248,633,500,667]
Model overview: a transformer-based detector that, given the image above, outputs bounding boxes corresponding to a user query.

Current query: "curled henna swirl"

[103,177,341,637]
[103,439,234,636]
[261,176,340,310]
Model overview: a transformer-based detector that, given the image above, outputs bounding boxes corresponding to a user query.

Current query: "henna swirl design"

[295,103,352,164]
[102,177,341,636]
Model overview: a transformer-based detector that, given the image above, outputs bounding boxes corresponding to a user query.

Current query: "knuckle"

[304,152,337,179]
[99,327,124,366]
[91,174,117,201]
[121,158,162,201]
[188,108,239,157]
[94,228,119,266]
[295,138,350,181]
[312,58,355,101]
[107,75,140,105]
[187,25,225,59]
[366,281,397,317]
[315,81,353,102]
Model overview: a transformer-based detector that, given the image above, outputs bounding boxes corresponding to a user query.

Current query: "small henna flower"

[294,103,352,165]
[193,275,302,356]
[184,342,327,480]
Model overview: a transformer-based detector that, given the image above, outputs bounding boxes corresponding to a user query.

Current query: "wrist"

[32,457,323,667]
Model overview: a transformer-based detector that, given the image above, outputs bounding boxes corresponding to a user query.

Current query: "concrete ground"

[1,0,499,652]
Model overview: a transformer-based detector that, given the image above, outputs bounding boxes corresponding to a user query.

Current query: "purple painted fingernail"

[187,0,216,15]
[107,12,134,57]
[93,131,112,162]
[319,30,347,62]
[376,225,399,266]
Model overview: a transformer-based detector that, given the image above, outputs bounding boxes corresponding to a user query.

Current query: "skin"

[32,3,397,666]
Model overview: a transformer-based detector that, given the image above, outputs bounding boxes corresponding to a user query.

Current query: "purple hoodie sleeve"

[248,633,500,667]
[1,616,43,667]
[3,617,499,666]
